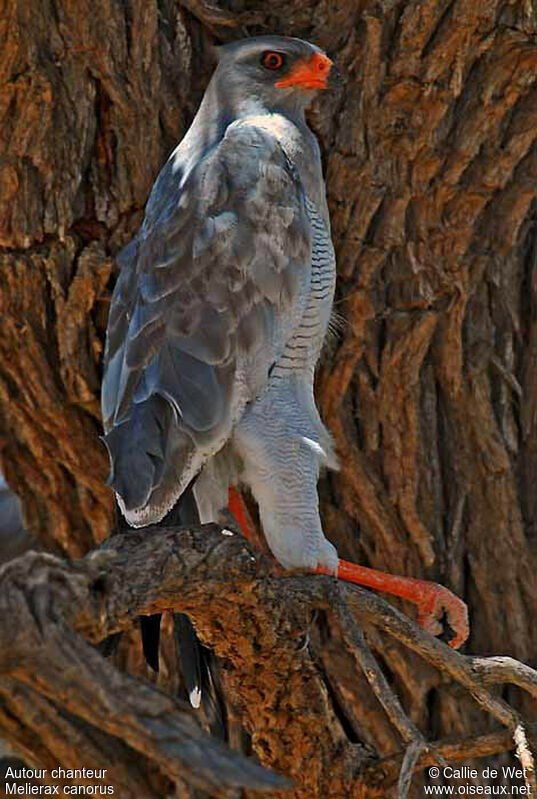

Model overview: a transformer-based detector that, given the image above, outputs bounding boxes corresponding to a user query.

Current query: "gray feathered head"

[211,36,335,113]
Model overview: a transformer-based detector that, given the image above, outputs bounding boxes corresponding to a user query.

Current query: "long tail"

[144,485,204,710]
[111,487,204,706]
[126,487,226,736]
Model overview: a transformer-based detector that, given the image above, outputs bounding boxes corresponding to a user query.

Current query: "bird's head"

[212,36,339,115]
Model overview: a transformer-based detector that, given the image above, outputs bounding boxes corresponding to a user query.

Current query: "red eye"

[261,51,285,70]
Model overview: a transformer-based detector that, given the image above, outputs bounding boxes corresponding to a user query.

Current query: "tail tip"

[189,686,202,709]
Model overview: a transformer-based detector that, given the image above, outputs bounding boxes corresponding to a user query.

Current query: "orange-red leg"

[227,486,263,548]
[227,488,469,649]
[316,560,469,649]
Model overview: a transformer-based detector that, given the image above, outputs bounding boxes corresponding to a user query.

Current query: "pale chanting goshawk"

[101,36,469,662]
[102,35,341,575]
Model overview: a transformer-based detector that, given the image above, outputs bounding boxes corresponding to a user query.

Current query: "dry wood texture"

[2,0,537,796]
[2,527,537,799]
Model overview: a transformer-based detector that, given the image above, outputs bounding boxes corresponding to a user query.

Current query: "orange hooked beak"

[275,52,334,91]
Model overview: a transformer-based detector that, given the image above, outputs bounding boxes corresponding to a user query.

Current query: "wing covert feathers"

[102,118,311,524]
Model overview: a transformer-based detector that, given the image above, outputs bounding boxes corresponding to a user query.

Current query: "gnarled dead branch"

[1,524,536,798]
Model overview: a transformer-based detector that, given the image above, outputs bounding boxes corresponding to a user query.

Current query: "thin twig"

[363,725,537,790]
[333,587,424,746]
[340,583,523,730]
[398,740,427,799]
[514,723,537,794]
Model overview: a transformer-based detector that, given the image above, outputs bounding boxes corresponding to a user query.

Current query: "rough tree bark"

[2,0,537,797]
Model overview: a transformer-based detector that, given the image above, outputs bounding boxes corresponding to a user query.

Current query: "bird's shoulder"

[219,114,324,221]
[133,113,308,260]
[219,112,304,152]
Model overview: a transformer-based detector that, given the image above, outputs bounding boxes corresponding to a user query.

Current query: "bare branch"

[469,656,537,699]
[1,525,537,797]
[339,583,524,730]
[364,725,537,791]
[398,740,427,799]
[333,590,423,745]
[0,543,291,796]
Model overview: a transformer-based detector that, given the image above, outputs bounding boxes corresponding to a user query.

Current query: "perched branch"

[1,524,536,799]
[0,542,291,798]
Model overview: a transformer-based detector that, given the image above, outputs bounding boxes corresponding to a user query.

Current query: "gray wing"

[101,120,312,526]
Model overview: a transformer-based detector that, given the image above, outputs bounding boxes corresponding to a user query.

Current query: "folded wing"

[101,120,312,525]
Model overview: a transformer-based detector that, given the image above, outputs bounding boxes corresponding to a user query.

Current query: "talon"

[416,582,469,649]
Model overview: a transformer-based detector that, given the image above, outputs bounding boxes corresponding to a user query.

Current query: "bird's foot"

[227,488,469,649]
[413,579,469,649]
[320,559,469,649]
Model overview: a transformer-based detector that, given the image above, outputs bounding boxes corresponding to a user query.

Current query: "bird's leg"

[227,486,260,546]
[316,560,469,649]
[227,488,469,650]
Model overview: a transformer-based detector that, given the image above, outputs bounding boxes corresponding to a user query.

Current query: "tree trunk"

[2,1,537,797]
